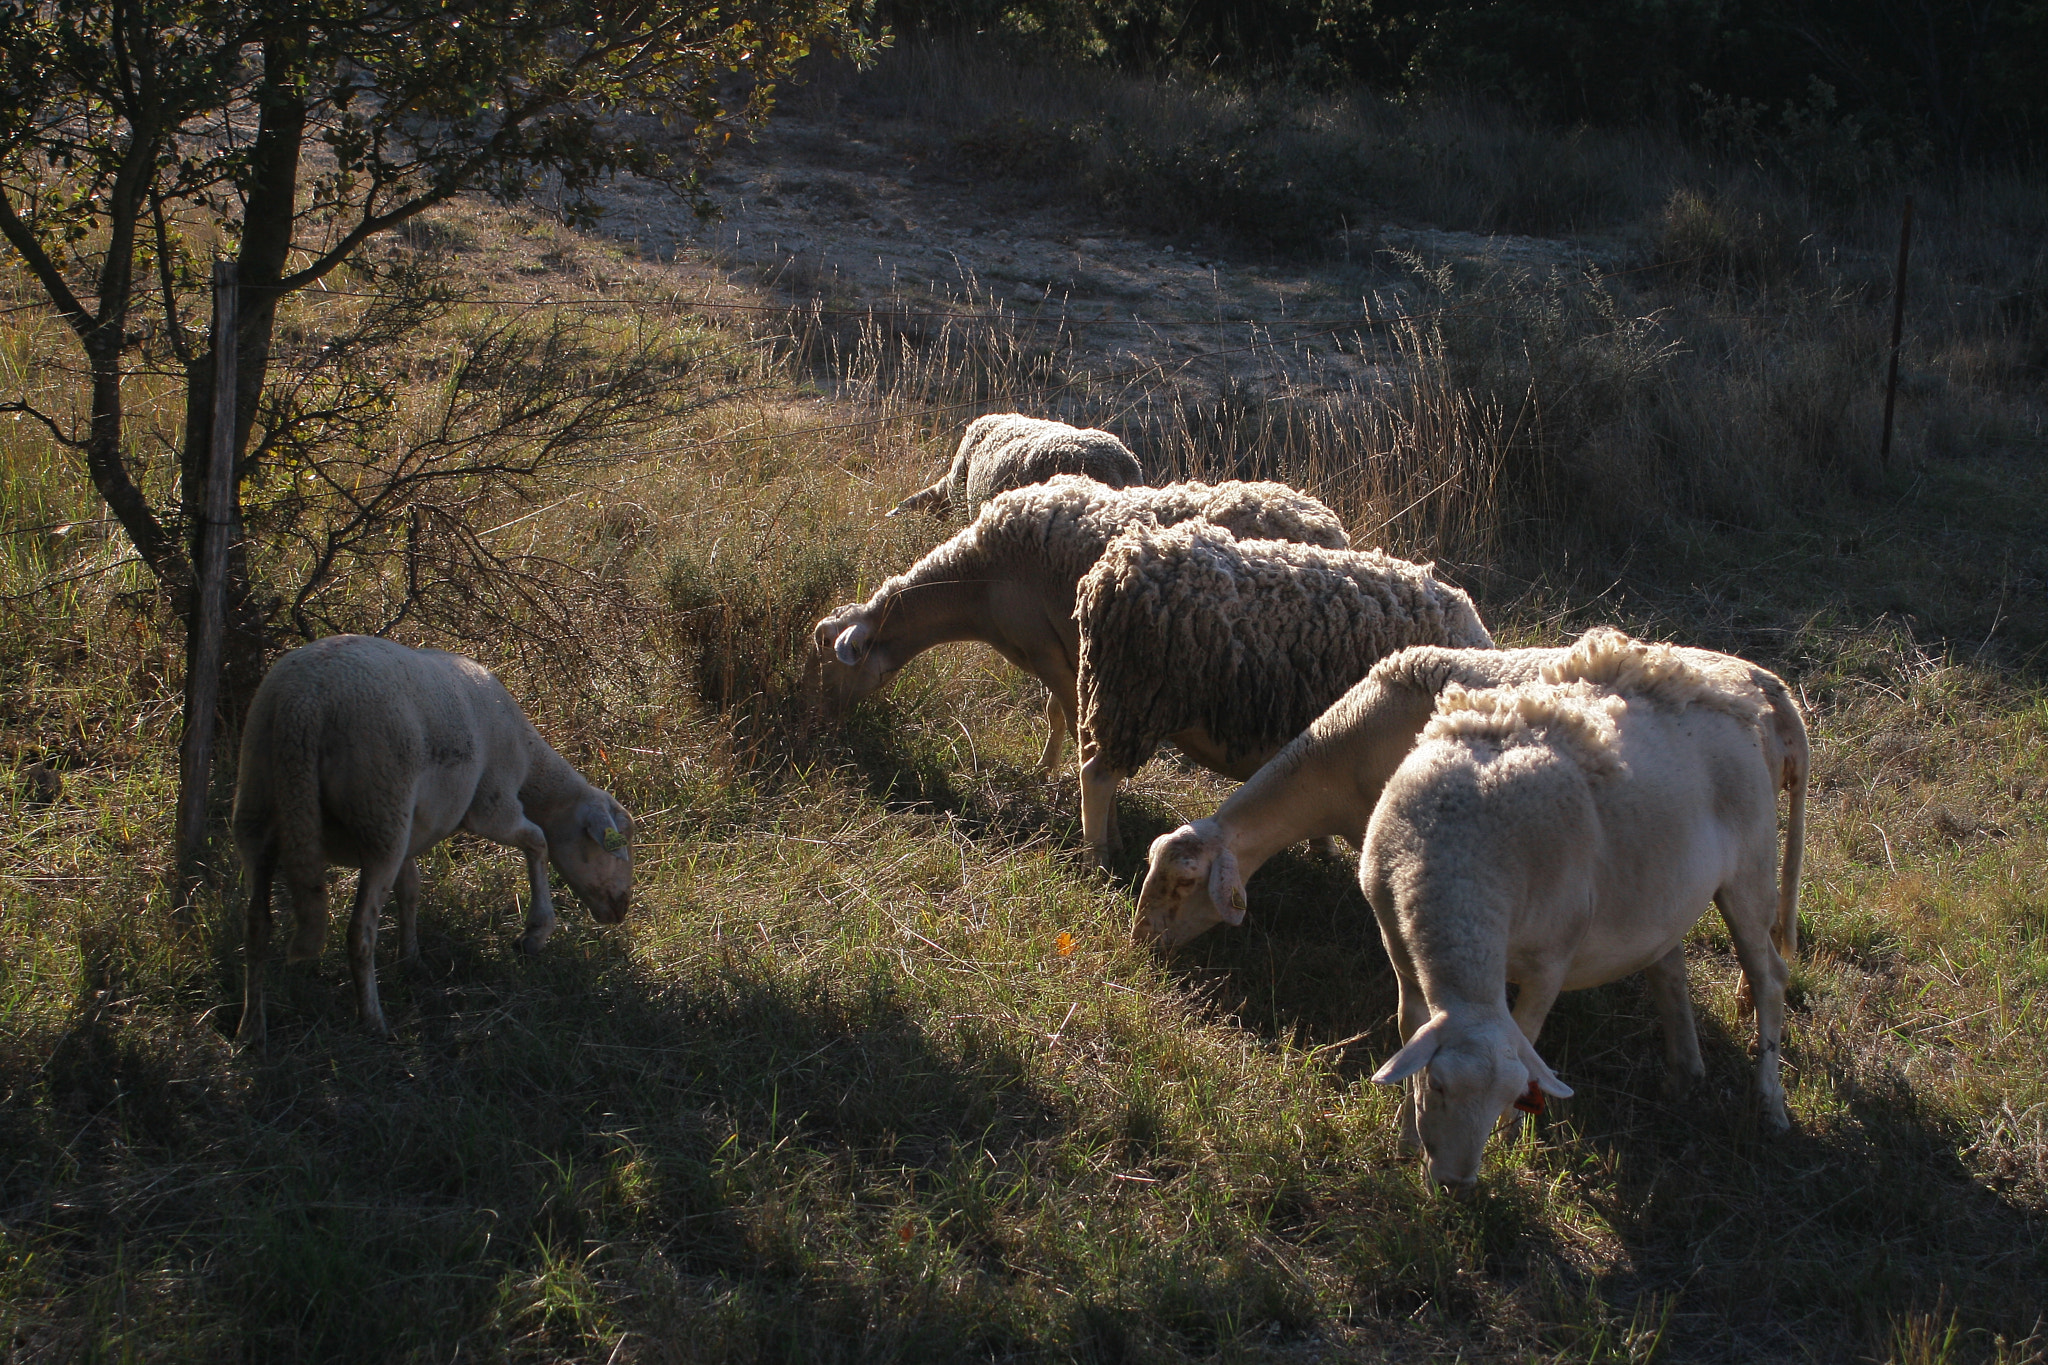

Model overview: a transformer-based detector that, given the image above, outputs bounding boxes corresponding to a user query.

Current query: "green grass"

[5,449,2045,1360]
[4,46,2048,1364]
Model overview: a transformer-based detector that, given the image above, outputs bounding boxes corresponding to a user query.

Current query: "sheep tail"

[1776,747,1805,963]
[889,480,950,518]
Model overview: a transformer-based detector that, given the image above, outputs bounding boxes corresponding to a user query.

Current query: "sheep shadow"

[1504,971,2048,1356]
[1137,873,2048,1360]
[837,697,1086,852]
[17,880,1090,1361]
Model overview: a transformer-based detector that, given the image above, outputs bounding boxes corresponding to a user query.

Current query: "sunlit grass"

[2,50,2047,1364]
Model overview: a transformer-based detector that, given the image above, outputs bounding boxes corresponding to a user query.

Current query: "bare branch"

[0,401,87,449]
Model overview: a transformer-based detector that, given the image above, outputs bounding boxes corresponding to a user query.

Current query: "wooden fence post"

[1881,194,1915,470]
[175,261,237,912]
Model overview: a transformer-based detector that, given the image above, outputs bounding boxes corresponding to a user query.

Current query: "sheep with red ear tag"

[1360,631,1795,1192]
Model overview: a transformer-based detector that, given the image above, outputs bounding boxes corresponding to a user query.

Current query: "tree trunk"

[177,39,309,721]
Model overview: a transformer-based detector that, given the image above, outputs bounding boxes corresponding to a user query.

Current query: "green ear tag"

[602,828,628,853]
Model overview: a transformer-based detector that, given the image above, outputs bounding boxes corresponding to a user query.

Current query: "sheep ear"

[834,622,873,667]
[582,803,628,856]
[1373,1017,1446,1086]
[1514,1032,1573,1099]
[1208,846,1247,925]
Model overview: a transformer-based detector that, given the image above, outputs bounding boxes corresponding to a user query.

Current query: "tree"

[0,0,863,882]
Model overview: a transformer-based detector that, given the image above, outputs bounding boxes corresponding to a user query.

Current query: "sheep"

[1073,520,1493,862]
[232,635,634,1044]
[817,474,1349,771]
[888,413,1143,521]
[1360,629,1795,1190]
[1135,640,1807,955]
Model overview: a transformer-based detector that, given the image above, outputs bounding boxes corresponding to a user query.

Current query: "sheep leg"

[1389,969,1432,1152]
[463,797,558,954]
[395,857,422,962]
[1037,691,1069,772]
[517,839,558,955]
[1644,944,1707,1097]
[1718,876,1791,1134]
[1078,750,1123,864]
[347,858,404,1038]
[236,856,276,1047]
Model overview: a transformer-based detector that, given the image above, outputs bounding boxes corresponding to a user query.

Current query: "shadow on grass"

[1511,977,2048,1357]
[838,697,1084,852]
[7,881,1362,1363]
[1157,881,2048,1360]
[5,894,1082,1360]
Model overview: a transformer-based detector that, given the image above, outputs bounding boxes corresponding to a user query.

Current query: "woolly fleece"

[891,414,1142,520]
[1076,520,1493,774]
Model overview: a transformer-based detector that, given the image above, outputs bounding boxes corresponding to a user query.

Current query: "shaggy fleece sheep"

[888,413,1143,520]
[232,635,633,1043]
[1135,639,1806,950]
[817,474,1349,770]
[1362,628,1794,1190]
[1073,520,1492,860]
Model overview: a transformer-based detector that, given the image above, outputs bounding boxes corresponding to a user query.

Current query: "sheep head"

[813,602,900,709]
[547,792,634,924]
[1134,820,1245,947]
[1371,1012,1572,1191]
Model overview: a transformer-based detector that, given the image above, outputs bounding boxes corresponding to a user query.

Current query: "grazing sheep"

[232,635,634,1043]
[1074,521,1492,862]
[1361,629,1794,1190]
[1136,640,1807,955]
[888,414,1143,520]
[817,475,1349,770]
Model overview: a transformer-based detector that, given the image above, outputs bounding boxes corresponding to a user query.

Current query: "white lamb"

[1136,640,1807,953]
[1360,629,1795,1191]
[888,413,1143,521]
[817,475,1349,771]
[1073,520,1493,862]
[232,635,634,1043]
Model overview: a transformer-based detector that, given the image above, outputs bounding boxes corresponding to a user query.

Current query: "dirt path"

[575,110,1590,407]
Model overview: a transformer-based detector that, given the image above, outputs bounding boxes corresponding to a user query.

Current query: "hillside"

[2,39,2046,1364]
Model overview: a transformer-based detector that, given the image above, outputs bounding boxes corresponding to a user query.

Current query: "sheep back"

[1420,629,1778,782]
[869,475,1350,619]
[946,414,1142,519]
[232,636,536,866]
[1077,521,1493,773]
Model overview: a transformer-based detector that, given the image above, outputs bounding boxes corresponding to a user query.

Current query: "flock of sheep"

[230,413,1809,1192]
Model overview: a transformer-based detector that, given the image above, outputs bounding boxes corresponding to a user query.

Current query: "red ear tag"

[1513,1080,1547,1115]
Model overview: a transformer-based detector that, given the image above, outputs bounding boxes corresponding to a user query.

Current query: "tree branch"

[0,186,95,342]
[0,401,87,449]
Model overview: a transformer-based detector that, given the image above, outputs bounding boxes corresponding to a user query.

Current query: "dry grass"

[2,40,2047,1365]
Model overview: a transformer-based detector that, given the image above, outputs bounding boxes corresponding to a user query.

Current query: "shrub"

[1650,186,1807,289]
[661,525,858,762]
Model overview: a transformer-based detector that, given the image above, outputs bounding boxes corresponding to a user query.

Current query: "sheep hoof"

[235,1015,265,1048]
[519,927,554,956]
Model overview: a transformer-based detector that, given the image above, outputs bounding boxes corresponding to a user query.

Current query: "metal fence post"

[1881,194,1914,470]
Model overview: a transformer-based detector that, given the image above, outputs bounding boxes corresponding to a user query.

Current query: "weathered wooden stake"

[1880,194,1914,469]
[175,261,237,911]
